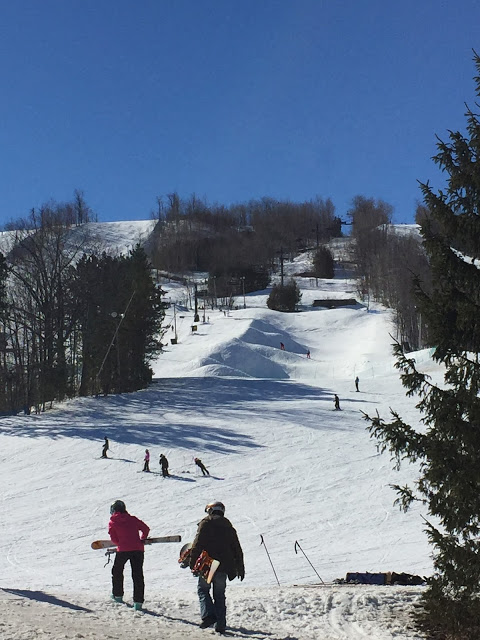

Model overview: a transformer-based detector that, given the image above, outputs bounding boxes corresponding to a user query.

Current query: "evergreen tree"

[364,53,480,639]
[267,280,301,312]
[73,246,165,396]
[312,246,335,279]
[0,253,10,413]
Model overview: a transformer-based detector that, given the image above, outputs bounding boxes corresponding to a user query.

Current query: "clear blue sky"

[1,0,480,226]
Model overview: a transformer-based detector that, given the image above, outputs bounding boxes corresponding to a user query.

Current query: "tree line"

[147,194,342,302]
[347,195,432,350]
[0,201,165,415]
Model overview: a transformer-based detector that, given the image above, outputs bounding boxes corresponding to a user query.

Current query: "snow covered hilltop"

[0,220,433,639]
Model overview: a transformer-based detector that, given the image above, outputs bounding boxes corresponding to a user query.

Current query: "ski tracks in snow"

[0,585,425,640]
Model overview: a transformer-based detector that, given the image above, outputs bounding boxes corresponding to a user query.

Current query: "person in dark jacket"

[159,453,169,477]
[190,501,244,634]
[334,394,341,410]
[108,500,150,610]
[102,436,109,458]
[194,457,210,476]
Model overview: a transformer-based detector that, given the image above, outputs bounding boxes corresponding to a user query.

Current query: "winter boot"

[133,602,143,611]
[111,595,123,603]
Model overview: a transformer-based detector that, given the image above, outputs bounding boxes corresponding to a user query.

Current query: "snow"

[0,227,437,639]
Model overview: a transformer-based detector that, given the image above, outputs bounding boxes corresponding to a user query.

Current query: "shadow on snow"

[0,378,337,451]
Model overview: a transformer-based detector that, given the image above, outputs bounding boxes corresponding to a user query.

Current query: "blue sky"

[1,0,480,226]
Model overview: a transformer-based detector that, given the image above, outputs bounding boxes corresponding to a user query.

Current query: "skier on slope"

[334,394,341,410]
[194,457,210,476]
[108,500,150,611]
[159,453,169,477]
[143,449,150,472]
[102,436,109,458]
[189,501,244,634]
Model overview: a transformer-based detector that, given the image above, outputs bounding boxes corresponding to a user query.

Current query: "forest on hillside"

[0,198,165,415]
[0,189,436,415]
[146,191,433,350]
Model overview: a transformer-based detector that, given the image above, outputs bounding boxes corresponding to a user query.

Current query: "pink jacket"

[108,511,150,552]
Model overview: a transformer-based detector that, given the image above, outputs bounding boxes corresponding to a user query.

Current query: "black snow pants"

[112,550,145,603]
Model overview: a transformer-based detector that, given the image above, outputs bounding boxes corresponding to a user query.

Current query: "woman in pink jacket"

[108,500,150,610]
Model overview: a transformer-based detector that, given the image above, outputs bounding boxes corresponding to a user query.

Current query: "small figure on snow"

[334,394,341,410]
[143,449,150,472]
[102,436,109,459]
[355,376,360,392]
[190,501,244,633]
[108,500,150,611]
[159,453,170,477]
[194,457,210,476]
[306,350,311,359]
[280,342,285,351]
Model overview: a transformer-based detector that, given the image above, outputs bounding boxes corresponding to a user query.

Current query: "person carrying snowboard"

[194,457,210,476]
[102,436,109,458]
[108,500,150,611]
[190,501,244,634]
[143,449,150,472]
[159,453,169,477]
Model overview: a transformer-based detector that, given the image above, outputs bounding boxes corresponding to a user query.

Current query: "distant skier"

[159,453,169,477]
[355,376,360,392]
[334,394,341,410]
[143,449,150,472]
[280,342,285,351]
[306,350,311,359]
[190,501,244,633]
[194,457,210,476]
[102,437,109,459]
[108,500,150,611]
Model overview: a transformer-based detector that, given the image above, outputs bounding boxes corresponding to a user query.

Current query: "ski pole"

[260,535,280,586]
[294,540,325,584]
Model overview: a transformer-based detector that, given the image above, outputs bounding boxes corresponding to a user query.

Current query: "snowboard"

[91,535,181,550]
[179,543,220,584]
[178,542,193,568]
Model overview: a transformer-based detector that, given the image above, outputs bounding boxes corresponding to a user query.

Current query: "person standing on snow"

[143,449,150,472]
[108,500,150,611]
[334,394,341,410]
[194,457,210,476]
[159,453,169,477]
[355,376,360,392]
[102,436,109,458]
[190,501,244,634]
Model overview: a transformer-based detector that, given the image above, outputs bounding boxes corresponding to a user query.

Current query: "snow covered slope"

[0,228,435,639]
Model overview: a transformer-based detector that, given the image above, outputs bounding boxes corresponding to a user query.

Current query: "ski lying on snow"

[91,535,181,550]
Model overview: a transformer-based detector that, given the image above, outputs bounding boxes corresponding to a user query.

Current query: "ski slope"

[0,232,436,639]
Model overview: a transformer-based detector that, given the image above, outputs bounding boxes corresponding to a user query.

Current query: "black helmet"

[205,501,225,515]
[110,500,126,515]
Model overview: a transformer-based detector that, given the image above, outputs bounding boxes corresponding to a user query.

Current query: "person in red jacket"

[108,500,150,610]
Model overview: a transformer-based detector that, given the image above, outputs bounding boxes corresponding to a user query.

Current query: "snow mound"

[196,339,289,378]
[241,318,305,354]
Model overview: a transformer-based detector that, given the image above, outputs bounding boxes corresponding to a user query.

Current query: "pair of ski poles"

[260,535,325,586]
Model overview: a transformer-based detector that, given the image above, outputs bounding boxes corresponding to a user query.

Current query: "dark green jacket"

[190,514,244,581]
